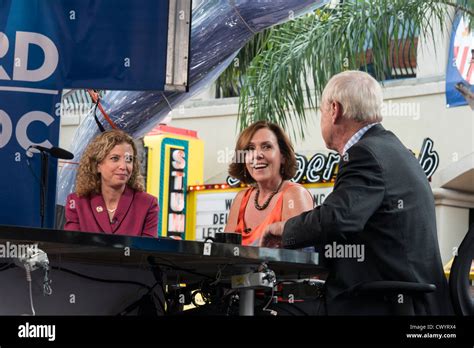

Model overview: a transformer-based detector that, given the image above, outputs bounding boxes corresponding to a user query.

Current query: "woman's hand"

[260,221,285,248]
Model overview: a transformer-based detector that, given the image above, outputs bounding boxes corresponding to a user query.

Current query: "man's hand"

[260,221,286,248]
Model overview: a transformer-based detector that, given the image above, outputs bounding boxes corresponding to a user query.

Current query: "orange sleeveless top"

[235,182,297,246]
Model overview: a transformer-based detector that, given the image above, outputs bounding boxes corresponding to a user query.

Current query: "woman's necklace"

[254,180,284,211]
[107,206,117,223]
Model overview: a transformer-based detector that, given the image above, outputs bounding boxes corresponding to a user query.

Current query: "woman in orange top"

[224,121,313,246]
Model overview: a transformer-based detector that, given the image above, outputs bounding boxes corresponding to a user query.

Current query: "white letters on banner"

[0,110,54,156]
[0,31,59,82]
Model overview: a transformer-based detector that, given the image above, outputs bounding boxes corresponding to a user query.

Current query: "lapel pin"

[96,206,103,213]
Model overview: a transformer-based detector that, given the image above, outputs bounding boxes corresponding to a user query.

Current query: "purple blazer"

[64,186,159,237]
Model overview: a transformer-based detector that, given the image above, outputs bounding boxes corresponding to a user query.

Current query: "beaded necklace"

[254,180,284,210]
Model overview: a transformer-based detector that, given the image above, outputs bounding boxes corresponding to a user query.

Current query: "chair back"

[449,223,474,316]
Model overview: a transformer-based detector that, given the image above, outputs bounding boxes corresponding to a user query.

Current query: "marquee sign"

[226,138,439,187]
[144,125,204,239]
[167,147,187,239]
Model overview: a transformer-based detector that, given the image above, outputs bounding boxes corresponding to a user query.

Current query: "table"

[0,225,324,315]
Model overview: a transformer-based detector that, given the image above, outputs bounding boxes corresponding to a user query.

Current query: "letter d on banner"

[13,31,59,82]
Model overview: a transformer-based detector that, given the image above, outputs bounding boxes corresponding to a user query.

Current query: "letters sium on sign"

[167,149,187,238]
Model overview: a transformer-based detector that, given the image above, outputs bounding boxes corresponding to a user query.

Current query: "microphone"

[28,145,74,160]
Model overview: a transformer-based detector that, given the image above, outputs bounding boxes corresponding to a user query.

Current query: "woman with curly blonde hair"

[65,129,158,237]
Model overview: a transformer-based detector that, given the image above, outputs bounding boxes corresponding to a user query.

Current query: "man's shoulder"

[354,127,403,158]
[343,127,409,173]
[359,125,395,146]
[352,126,422,175]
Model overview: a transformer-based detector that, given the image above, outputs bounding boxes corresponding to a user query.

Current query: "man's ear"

[331,101,343,124]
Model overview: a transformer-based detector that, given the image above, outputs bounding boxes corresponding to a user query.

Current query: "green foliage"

[217,0,474,139]
[215,30,272,98]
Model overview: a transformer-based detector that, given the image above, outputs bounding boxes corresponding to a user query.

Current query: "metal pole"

[239,288,255,316]
[238,266,255,316]
[40,151,49,228]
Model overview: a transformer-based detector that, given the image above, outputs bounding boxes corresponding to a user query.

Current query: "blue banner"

[0,0,169,90]
[446,14,474,108]
[0,0,171,228]
[0,91,61,228]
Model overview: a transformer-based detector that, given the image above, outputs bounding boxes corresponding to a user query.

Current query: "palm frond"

[214,29,272,98]
[237,0,474,140]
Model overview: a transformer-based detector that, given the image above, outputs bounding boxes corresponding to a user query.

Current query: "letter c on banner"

[16,111,54,156]
[0,110,13,148]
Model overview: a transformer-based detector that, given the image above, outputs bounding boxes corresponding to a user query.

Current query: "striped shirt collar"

[342,123,379,155]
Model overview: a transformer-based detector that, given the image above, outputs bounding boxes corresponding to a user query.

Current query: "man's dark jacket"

[283,124,452,315]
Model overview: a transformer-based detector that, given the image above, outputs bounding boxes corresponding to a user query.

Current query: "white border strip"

[0,86,59,95]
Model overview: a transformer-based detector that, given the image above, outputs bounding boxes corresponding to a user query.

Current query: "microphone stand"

[39,150,49,228]
[28,145,73,228]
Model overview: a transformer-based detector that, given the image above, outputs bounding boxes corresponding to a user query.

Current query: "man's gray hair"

[321,70,383,123]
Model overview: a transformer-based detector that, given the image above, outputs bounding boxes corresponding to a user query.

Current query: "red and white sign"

[453,17,473,84]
